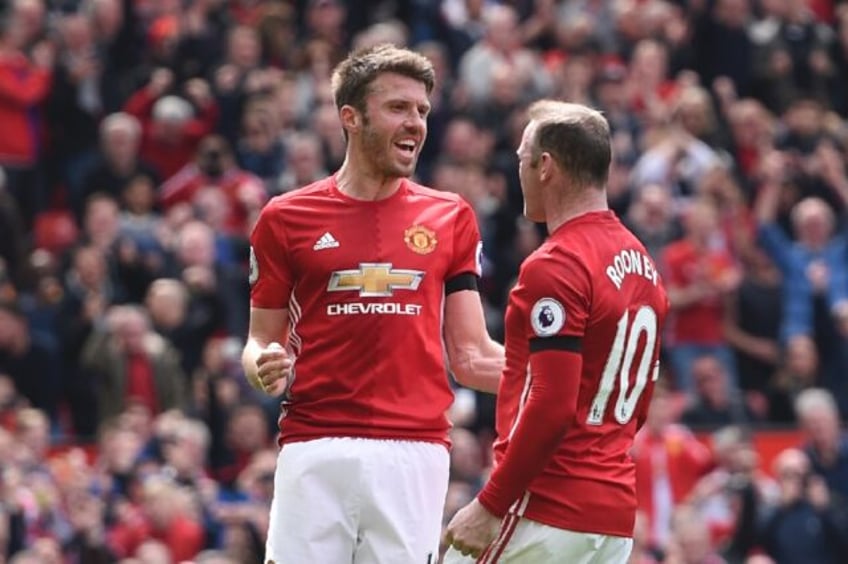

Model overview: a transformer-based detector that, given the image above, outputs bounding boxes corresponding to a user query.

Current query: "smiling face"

[352,72,430,179]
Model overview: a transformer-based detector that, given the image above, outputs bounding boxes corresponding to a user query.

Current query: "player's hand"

[443,498,501,559]
[256,342,292,396]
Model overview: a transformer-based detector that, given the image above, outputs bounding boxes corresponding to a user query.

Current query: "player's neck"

[544,187,608,233]
[335,155,403,201]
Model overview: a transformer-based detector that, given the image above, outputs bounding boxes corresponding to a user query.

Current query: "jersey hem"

[522,493,635,538]
[279,429,451,449]
[521,513,633,539]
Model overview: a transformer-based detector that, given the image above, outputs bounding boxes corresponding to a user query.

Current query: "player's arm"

[443,200,504,394]
[477,347,581,517]
[477,253,589,516]
[444,286,504,394]
[244,201,294,395]
[242,307,290,393]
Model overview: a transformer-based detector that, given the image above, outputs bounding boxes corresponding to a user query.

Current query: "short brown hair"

[331,43,435,115]
[527,100,611,189]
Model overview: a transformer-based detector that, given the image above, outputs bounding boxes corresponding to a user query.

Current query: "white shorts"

[265,437,449,564]
[443,517,633,564]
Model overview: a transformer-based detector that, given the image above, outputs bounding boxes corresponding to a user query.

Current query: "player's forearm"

[449,339,504,394]
[241,337,268,392]
[477,350,579,516]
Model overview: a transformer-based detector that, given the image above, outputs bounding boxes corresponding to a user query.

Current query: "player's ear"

[339,105,361,135]
[539,152,554,182]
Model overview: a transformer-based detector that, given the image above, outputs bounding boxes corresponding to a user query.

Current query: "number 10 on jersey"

[587,306,659,426]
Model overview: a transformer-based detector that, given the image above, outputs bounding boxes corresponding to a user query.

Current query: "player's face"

[517,120,545,222]
[360,73,430,178]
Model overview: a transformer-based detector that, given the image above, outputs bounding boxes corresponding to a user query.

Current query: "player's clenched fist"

[443,498,500,559]
[256,342,292,396]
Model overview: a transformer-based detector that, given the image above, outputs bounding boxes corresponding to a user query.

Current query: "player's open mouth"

[394,141,416,155]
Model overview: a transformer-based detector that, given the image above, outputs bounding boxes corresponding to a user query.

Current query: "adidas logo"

[313,232,340,250]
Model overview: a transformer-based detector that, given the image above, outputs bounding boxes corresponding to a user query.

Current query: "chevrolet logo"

[327,263,425,297]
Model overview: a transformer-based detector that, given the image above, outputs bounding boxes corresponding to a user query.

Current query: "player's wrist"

[476,489,508,519]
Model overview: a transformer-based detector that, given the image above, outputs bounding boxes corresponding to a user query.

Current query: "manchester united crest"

[404,225,437,254]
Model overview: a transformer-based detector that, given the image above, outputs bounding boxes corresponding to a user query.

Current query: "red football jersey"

[491,211,669,537]
[250,177,481,446]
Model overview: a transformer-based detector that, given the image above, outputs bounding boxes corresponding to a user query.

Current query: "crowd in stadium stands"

[1,0,848,562]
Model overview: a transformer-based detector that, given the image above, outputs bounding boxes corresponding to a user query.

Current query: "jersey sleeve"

[446,199,483,280]
[518,250,592,344]
[477,250,592,516]
[249,203,293,309]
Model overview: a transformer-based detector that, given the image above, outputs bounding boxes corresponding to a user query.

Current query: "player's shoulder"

[405,180,471,209]
[584,211,644,246]
[264,177,335,210]
[521,240,591,282]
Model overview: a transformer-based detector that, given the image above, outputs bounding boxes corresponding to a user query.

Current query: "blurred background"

[1,0,848,562]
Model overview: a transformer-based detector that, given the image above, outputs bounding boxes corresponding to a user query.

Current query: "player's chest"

[284,205,453,285]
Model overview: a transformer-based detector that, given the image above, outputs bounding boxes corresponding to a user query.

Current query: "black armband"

[445,273,479,295]
[529,335,583,353]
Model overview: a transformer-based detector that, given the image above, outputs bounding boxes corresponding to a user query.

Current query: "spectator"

[168,220,247,337]
[159,134,266,239]
[77,112,158,221]
[755,154,848,408]
[757,447,848,564]
[674,86,733,153]
[12,407,50,470]
[211,403,270,487]
[118,173,165,264]
[624,183,684,265]
[256,2,297,70]
[682,354,757,428]
[59,245,118,437]
[691,0,755,97]
[0,168,28,287]
[633,381,714,549]
[686,425,776,551]
[751,0,835,113]
[236,100,286,187]
[63,487,115,564]
[80,304,186,426]
[0,304,61,421]
[795,388,848,502]
[108,476,205,562]
[457,4,551,106]
[145,278,211,378]
[663,199,742,393]
[213,24,276,142]
[624,39,681,125]
[160,416,211,488]
[275,130,329,196]
[310,97,346,172]
[46,12,106,201]
[664,504,729,564]
[723,247,784,417]
[723,97,775,183]
[77,192,159,304]
[124,69,218,180]
[0,7,53,227]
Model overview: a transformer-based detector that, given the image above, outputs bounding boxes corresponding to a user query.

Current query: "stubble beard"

[361,117,416,179]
